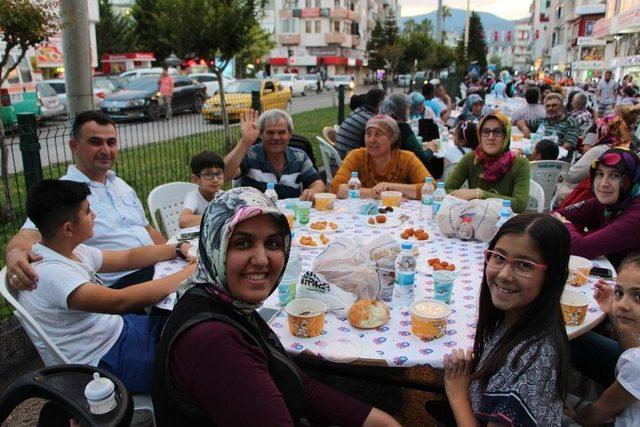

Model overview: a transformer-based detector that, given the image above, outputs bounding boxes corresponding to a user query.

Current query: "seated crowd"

[6,73,640,425]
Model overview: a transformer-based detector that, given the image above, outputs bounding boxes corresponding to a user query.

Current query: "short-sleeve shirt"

[615,347,640,426]
[22,165,153,286]
[19,243,123,366]
[598,79,618,105]
[182,189,222,215]
[424,99,442,118]
[469,327,562,426]
[526,116,581,148]
[335,106,374,159]
[239,144,320,199]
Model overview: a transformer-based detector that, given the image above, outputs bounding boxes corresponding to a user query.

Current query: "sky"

[399,0,532,20]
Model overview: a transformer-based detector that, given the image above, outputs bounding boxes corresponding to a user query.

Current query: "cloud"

[400,0,531,20]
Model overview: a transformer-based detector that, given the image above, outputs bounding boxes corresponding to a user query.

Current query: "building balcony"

[347,10,360,22]
[278,34,300,45]
[330,7,349,19]
[574,0,606,16]
[279,9,292,18]
[325,32,347,44]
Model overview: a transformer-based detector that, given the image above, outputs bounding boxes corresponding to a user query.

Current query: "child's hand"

[594,280,614,314]
[443,348,473,402]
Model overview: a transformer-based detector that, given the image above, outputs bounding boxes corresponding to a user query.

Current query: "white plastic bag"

[296,271,357,316]
[436,195,503,242]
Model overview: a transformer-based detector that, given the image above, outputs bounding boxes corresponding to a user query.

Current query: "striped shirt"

[239,144,320,199]
[526,115,581,148]
[335,106,374,159]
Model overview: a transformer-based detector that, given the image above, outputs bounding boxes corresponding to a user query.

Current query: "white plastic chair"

[0,267,155,421]
[442,162,458,180]
[527,180,545,213]
[316,136,342,187]
[529,160,569,211]
[147,182,197,238]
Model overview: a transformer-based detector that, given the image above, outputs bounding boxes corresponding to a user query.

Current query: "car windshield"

[123,78,158,91]
[334,76,350,82]
[94,78,114,91]
[36,83,57,97]
[47,82,66,94]
[274,74,292,80]
[226,80,261,93]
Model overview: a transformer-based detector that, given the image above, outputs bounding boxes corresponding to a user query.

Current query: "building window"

[315,0,320,6]
[282,18,299,33]
[585,20,594,36]
[306,20,312,33]
[315,20,321,33]
[334,0,340,7]
[305,0,311,7]
[334,20,340,32]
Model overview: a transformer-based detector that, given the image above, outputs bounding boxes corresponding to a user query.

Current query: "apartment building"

[567,0,606,82]
[264,0,401,81]
[513,18,533,73]
[593,0,640,81]
[530,0,551,73]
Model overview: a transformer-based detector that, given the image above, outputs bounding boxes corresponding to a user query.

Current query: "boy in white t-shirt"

[20,179,195,393]
[571,253,640,426]
[178,150,225,228]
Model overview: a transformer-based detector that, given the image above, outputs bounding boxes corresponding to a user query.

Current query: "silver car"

[36,82,65,119]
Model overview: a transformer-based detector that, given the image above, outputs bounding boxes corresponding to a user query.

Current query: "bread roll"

[348,299,390,329]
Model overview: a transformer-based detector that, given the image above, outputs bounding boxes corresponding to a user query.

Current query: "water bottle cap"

[425,177,433,183]
[437,181,445,187]
[351,171,358,178]
[85,372,115,401]
[401,242,412,250]
[266,182,275,189]
[503,199,511,207]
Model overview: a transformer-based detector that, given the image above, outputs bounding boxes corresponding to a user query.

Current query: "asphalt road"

[4,88,361,174]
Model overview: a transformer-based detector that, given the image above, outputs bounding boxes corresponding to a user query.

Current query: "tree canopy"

[456,12,488,75]
[96,0,138,64]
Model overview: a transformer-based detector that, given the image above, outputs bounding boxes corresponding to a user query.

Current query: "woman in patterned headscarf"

[555,114,632,207]
[454,94,484,126]
[445,112,531,213]
[152,187,399,427]
[553,148,640,268]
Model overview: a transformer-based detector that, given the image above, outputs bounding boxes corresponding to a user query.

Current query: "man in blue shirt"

[422,82,443,119]
[224,108,324,200]
[6,111,167,291]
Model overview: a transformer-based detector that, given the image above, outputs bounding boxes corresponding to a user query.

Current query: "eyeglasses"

[480,127,504,137]
[484,249,547,278]
[198,171,224,181]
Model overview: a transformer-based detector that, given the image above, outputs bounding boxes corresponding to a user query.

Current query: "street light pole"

[437,0,443,44]
[464,0,471,58]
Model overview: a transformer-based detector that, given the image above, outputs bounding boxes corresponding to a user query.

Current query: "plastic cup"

[511,133,523,143]
[284,199,298,219]
[282,209,295,231]
[277,275,297,308]
[285,298,327,338]
[560,290,589,326]
[381,191,403,207]
[567,255,592,287]
[410,299,451,340]
[314,192,336,211]
[297,201,312,225]
[433,270,456,304]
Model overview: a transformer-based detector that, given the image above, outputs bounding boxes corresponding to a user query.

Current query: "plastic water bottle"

[432,182,446,218]
[502,199,514,218]
[495,200,513,232]
[537,122,546,137]
[420,177,434,220]
[265,182,278,204]
[347,171,361,214]
[392,242,416,309]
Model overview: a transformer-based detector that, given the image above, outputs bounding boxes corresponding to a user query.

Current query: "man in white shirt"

[6,111,167,290]
[597,70,618,116]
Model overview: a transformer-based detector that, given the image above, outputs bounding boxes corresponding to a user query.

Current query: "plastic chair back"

[442,162,458,180]
[529,160,569,210]
[322,126,337,145]
[147,182,197,238]
[527,180,545,213]
[316,136,342,187]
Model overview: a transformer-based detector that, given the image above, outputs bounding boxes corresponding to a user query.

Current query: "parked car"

[188,73,236,97]
[201,78,291,122]
[325,75,355,91]
[397,74,412,87]
[94,75,126,93]
[1,88,40,129]
[300,74,321,92]
[119,67,178,82]
[35,82,65,119]
[101,76,206,121]
[273,73,308,96]
[43,78,117,110]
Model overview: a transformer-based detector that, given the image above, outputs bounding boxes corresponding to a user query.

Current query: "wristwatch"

[176,242,187,259]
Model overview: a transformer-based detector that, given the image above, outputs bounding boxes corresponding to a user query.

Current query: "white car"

[273,73,308,96]
[325,75,355,91]
[119,67,178,82]
[43,78,115,110]
[188,73,235,97]
[300,74,321,92]
[35,82,65,119]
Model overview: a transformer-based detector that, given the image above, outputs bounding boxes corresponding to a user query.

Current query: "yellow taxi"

[201,78,291,122]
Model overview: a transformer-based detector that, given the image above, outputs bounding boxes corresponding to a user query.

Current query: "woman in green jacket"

[445,112,531,213]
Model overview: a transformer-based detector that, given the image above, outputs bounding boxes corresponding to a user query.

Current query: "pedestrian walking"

[597,70,617,117]
[158,66,174,120]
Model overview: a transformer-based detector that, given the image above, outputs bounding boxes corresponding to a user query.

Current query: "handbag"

[435,195,503,242]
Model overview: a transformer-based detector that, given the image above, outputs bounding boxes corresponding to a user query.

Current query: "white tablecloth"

[154,200,609,368]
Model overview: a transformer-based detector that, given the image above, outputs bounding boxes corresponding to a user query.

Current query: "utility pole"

[464,0,471,58]
[60,0,94,121]
[437,0,444,44]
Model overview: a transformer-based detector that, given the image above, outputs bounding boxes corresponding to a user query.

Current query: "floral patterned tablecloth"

[154,199,609,368]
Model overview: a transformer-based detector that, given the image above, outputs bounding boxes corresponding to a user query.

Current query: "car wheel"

[192,96,204,113]
[147,102,161,121]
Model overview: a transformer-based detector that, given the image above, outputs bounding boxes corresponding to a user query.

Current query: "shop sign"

[611,55,640,67]
[577,37,606,46]
[592,17,611,38]
[617,7,640,32]
[572,60,606,69]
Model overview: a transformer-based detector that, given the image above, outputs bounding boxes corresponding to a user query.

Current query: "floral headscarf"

[177,187,291,315]
[475,112,516,183]
[590,148,640,217]
[594,114,632,148]
[460,94,483,120]
[408,92,425,117]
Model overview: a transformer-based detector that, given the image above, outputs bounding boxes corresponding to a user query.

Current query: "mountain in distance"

[400,8,517,35]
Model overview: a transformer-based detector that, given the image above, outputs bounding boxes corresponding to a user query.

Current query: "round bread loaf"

[347,299,390,329]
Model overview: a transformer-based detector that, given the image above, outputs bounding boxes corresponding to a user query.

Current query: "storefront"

[572,37,607,82]
[100,52,156,75]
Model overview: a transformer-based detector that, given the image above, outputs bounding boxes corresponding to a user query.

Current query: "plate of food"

[365,214,402,228]
[307,220,340,233]
[348,299,390,329]
[399,227,430,243]
[295,234,331,249]
[421,257,459,275]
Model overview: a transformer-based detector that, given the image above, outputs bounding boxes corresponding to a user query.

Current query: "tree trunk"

[214,68,233,153]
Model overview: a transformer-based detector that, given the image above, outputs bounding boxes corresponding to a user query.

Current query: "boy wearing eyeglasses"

[179,151,226,228]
